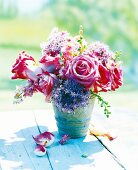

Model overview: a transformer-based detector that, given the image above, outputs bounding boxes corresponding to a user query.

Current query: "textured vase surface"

[52,98,95,138]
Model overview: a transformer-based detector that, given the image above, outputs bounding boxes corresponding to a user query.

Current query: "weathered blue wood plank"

[0,108,131,170]
[0,111,52,170]
[92,107,138,170]
[34,109,123,170]
[21,126,52,170]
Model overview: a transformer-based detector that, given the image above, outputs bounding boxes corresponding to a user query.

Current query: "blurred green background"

[0,0,138,112]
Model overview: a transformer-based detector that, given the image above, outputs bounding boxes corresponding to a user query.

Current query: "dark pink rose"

[63,55,99,89]
[94,64,112,92]
[111,67,123,90]
[94,63,123,92]
[40,54,61,74]
[11,51,38,81]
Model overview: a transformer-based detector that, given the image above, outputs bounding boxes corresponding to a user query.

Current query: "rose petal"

[34,145,46,156]
[103,133,117,141]
[89,124,117,141]
[59,134,70,145]
[32,131,55,147]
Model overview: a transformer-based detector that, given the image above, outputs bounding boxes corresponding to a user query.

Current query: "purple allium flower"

[52,79,91,113]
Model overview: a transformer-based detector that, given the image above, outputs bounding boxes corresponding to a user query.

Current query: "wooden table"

[0,107,136,170]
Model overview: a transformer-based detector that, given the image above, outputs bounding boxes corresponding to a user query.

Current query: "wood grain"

[0,108,128,170]
[34,109,124,170]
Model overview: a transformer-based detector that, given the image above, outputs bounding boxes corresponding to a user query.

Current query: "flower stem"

[90,91,111,118]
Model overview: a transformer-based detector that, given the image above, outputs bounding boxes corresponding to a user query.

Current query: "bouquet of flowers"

[11,27,123,117]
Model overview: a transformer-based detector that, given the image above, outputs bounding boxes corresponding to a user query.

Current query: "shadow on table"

[0,126,104,170]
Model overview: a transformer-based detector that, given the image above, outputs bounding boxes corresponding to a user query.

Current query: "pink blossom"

[34,72,57,101]
[94,63,123,92]
[34,145,46,156]
[111,67,123,91]
[11,51,39,81]
[63,54,99,89]
[94,64,112,92]
[40,54,61,74]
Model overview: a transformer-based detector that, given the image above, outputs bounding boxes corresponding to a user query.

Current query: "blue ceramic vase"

[52,97,95,138]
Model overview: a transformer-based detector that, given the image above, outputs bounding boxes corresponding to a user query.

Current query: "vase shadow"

[46,131,105,170]
[0,126,104,170]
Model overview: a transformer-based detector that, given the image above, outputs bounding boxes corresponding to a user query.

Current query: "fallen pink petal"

[32,131,55,147]
[34,145,46,157]
[59,134,71,145]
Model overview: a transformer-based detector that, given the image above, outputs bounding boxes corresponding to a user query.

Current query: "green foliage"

[1,0,137,66]
[47,0,138,66]
[0,0,138,111]
[114,51,122,60]
[91,91,111,118]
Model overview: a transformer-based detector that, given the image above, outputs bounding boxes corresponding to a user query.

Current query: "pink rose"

[40,54,61,74]
[63,55,99,89]
[35,72,57,101]
[111,67,123,90]
[94,64,112,92]
[11,51,38,81]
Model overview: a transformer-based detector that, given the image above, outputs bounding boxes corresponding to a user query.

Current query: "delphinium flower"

[13,80,37,104]
[23,80,37,97]
[52,79,91,113]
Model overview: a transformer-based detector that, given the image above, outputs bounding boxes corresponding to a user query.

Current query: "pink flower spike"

[59,134,70,145]
[34,145,46,157]
[32,131,55,147]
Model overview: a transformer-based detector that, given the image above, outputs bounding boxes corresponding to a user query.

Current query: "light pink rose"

[11,51,38,81]
[63,55,99,89]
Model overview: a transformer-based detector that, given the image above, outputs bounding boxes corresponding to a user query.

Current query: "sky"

[3,0,48,14]
[18,0,44,13]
